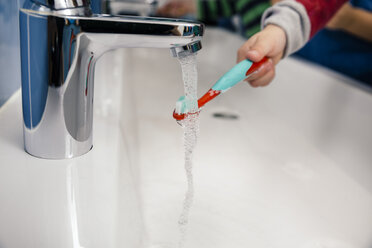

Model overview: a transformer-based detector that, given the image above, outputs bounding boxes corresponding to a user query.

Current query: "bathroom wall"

[0,0,101,108]
[0,0,24,107]
[91,0,102,13]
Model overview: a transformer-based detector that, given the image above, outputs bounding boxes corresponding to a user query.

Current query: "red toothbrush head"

[172,89,221,121]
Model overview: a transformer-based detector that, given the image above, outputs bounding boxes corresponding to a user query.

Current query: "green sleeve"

[197,0,236,24]
[235,0,270,37]
[196,0,271,38]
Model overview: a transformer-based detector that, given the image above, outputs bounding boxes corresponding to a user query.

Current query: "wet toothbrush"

[173,57,269,121]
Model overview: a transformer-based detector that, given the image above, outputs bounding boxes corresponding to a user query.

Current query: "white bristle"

[175,100,183,114]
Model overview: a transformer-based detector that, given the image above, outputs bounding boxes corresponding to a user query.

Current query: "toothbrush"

[173,57,269,121]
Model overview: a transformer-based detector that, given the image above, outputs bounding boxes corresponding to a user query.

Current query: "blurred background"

[1,0,371,108]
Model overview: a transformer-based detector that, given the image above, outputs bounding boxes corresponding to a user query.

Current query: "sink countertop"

[0,50,145,248]
[1,28,372,248]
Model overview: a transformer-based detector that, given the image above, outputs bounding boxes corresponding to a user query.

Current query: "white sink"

[1,28,372,248]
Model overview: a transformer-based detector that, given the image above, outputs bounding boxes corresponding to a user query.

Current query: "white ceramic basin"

[1,28,372,248]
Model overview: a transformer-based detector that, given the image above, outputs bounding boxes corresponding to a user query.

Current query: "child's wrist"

[265,24,287,57]
[261,0,311,57]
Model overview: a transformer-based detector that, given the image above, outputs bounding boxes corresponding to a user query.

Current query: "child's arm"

[297,0,348,38]
[239,0,348,87]
[157,0,197,18]
[327,2,372,43]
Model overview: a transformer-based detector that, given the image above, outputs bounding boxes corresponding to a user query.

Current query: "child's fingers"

[157,2,184,17]
[248,67,275,87]
[238,34,274,63]
[237,35,257,62]
[245,58,273,82]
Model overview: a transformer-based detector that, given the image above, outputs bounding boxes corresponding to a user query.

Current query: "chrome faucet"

[20,0,203,159]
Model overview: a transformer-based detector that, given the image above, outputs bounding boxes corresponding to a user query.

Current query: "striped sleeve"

[236,0,271,38]
[197,0,236,24]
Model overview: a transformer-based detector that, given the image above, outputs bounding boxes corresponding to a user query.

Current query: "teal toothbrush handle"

[211,57,268,91]
[173,57,269,121]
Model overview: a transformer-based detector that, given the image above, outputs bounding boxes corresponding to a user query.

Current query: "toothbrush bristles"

[173,110,199,121]
[173,95,200,121]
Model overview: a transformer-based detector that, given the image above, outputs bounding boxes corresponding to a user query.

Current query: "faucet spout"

[76,14,203,55]
[19,4,204,159]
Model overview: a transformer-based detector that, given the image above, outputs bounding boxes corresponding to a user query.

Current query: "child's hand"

[237,24,287,87]
[157,0,196,18]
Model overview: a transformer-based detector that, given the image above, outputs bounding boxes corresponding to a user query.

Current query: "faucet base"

[23,86,94,159]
